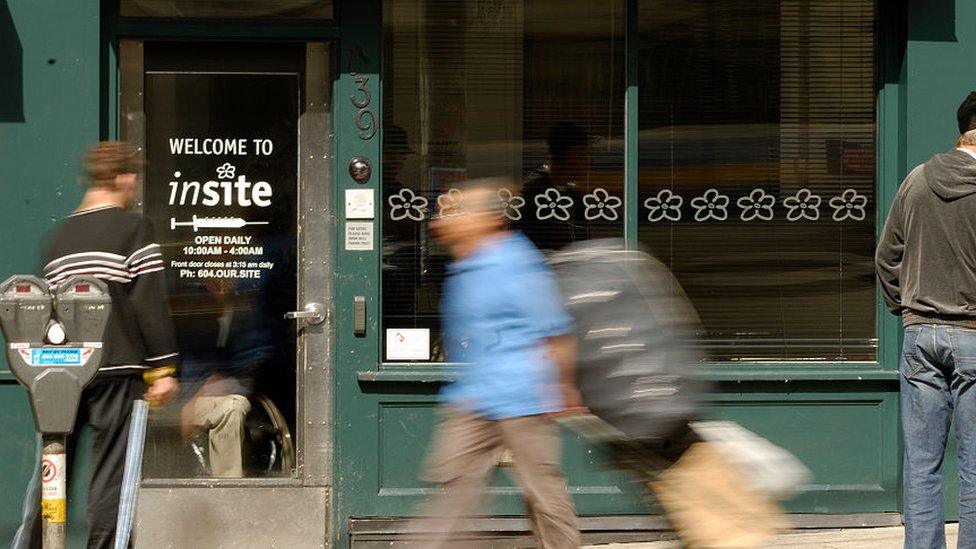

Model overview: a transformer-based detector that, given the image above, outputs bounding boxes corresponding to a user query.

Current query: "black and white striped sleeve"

[43,251,131,286]
[127,243,165,278]
[126,217,180,371]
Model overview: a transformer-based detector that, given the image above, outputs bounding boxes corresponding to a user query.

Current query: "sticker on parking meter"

[41,454,66,523]
[26,348,89,366]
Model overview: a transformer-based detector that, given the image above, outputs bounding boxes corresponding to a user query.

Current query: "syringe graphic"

[170,215,270,232]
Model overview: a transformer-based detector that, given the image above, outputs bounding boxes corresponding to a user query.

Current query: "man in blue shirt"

[415,178,581,548]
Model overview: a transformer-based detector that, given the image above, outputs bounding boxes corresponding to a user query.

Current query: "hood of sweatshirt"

[924,148,976,200]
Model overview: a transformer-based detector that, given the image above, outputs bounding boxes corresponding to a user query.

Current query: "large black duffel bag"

[550,239,709,442]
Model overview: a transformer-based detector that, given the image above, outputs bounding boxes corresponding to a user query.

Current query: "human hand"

[555,384,587,416]
[144,376,180,407]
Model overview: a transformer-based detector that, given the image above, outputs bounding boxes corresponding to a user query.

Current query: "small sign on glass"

[386,328,430,361]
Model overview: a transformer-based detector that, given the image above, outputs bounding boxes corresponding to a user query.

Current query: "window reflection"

[166,235,296,478]
[382,0,626,361]
[141,67,298,478]
[637,0,877,361]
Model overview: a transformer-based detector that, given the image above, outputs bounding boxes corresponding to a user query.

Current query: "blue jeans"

[901,324,976,549]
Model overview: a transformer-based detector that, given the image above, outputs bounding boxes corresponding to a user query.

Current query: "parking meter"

[2,275,110,432]
[0,274,112,548]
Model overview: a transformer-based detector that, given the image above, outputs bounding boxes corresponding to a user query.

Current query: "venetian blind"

[637,0,877,361]
[382,0,625,361]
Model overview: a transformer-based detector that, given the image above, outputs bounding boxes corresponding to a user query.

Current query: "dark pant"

[901,324,976,549]
[13,375,143,549]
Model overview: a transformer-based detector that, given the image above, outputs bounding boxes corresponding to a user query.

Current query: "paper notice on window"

[386,328,430,361]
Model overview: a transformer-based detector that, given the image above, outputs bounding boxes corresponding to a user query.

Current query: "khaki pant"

[410,408,580,549]
[184,395,251,478]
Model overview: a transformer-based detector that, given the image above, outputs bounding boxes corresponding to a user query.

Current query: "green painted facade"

[1,1,104,544]
[0,0,974,546]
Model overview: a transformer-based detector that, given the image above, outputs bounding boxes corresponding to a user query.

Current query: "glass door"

[120,39,332,488]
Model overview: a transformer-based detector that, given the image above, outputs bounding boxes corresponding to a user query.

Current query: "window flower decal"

[436,188,464,217]
[534,187,574,221]
[644,189,683,222]
[736,189,776,222]
[216,162,236,179]
[498,188,526,221]
[582,188,622,221]
[829,188,868,221]
[783,188,822,221]
[690,188,730,222]
[388,188,428,222]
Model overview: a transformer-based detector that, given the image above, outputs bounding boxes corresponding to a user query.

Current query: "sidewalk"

[585,524,958,548]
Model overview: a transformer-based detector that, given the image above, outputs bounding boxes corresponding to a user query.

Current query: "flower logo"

[783,188,822,221]
[829,189,868,222]
[534,187,574,221]
[436,188,463,217]
[216,163,236,179]
[690,188,730,222]
[388,188,428,221]
[736,189,776,222]
[582,188,622,221]
[498,188,526,221]
[644,189,683,222]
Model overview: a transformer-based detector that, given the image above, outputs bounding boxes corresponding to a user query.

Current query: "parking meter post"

[40,434,67,549]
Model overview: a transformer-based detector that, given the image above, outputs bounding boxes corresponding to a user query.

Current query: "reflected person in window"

[517,121,594,252]
[176,274,256,479]
[409,178,582,548]
[876,91,976,549]
[381,124,440,338]
[176,234,289,478]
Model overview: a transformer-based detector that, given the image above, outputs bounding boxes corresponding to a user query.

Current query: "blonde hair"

[84,141,140,188]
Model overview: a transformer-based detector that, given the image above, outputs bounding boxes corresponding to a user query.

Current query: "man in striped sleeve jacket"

[13,141,180,549]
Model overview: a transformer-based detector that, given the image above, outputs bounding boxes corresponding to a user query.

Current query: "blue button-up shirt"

[440,231,573,419]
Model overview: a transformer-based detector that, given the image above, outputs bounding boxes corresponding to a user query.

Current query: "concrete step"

[584,524,958,549]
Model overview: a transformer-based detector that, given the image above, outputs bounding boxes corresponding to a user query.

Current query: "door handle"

[284,303,326,325]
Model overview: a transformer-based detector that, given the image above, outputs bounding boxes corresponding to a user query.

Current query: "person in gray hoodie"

[877,91,976,549]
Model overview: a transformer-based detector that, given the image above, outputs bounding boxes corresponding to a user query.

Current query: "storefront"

[0,0,972,546]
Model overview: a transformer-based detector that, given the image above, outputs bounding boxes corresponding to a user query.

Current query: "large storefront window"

[381,0,877,364]
[637,0,877,361]
[382,0,625,362]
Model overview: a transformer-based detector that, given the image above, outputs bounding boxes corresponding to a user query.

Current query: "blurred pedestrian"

[876,91,976,549]
[411,177,581,548]
[12,141,180,549]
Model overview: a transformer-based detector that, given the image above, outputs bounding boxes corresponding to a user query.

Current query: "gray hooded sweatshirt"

[877,148,976,325]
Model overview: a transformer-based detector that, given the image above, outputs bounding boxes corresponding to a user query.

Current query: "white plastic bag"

[690,420,811,499]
